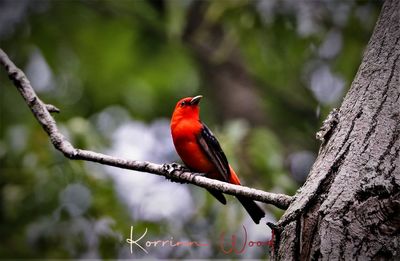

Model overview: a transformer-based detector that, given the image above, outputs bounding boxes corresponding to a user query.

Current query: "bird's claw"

[162,163,205,183]
[162,163,190,184]
[162,163,189,174]
[162,163,174,175]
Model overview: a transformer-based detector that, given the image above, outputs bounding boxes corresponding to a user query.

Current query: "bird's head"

[172,95,203,120]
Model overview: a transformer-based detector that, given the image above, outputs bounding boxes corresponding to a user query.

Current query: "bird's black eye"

[180,101,187,107]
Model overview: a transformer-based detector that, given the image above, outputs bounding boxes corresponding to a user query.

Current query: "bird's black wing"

[196,123,231,182]
[198,123,265,223]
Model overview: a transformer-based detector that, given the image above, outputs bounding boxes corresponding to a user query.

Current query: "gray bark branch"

[0,48,292,210]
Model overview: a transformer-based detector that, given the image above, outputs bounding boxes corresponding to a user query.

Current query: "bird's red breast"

[170,96,265,224]
[171,97,218,175]
[170,96,240,184]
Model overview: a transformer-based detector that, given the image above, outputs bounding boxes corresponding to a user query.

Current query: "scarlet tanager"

[170,95,265,224]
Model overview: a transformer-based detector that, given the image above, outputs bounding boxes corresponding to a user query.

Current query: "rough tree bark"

[272,0,399,259]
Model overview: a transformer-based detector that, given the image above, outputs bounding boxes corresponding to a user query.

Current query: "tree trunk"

[272,0,400,260]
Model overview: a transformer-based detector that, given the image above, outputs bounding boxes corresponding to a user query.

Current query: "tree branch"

[0,48,293,210]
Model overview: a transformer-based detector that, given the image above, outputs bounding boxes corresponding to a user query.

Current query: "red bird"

[170,95,265,224]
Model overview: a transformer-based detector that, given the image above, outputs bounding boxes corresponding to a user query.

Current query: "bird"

[170,95,265,224]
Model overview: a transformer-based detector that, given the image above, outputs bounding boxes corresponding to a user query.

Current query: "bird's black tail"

[207,189,227,204]
[236,195,265,224]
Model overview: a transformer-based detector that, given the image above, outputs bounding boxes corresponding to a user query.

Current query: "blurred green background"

[0,0,380,259]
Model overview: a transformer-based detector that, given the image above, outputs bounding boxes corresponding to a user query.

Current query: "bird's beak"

[190,95,203,105]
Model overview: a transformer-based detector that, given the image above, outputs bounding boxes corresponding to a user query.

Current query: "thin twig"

[0,48,293,210]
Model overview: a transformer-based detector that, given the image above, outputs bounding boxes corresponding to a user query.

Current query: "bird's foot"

[162,163,190,184]
[162,163,189,174]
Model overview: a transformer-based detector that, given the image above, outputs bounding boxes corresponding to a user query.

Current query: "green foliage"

[0,0,380,258]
